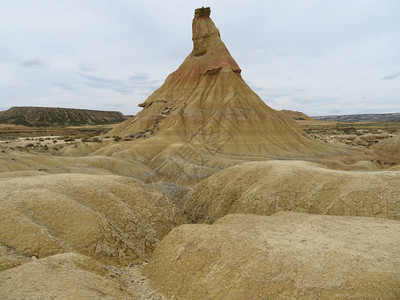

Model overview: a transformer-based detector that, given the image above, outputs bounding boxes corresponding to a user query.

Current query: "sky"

[0,0,399,116]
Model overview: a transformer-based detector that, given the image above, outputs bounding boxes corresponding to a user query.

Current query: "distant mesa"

[0,106,127,127]
[314,112,400,122]
[280,109,314,121]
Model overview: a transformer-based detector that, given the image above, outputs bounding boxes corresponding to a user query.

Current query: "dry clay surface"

[144,212,400,299]
[184,160,400,223]
[0,253,133,299]
[0,173,185,270]
[0,253,166,300]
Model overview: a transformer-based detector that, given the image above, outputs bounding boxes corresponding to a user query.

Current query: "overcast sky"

[1,0,399,115]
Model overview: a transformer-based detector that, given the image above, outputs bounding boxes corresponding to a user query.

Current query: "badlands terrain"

[1,7,400,299]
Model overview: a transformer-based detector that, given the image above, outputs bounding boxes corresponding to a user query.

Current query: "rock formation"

[108,7,333,161]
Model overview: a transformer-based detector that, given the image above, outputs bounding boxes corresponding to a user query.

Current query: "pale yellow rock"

[0,253,134,299]
[144,212,400,299]
[0,244,29,271]
[184,160,400,223]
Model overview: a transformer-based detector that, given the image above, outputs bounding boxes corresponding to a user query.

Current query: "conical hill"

[110,7,329,157]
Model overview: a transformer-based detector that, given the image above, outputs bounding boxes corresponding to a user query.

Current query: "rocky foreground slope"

[0,106,126,127]
[0,173,185,270]
[144,212,400,299]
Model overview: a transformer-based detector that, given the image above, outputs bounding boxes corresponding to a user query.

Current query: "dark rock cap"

[195,7,211,17]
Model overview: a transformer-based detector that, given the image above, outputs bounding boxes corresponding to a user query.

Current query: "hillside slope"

[184,160,400,223]
[0,106,126,127]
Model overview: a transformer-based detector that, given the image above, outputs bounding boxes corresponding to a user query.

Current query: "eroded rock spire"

[192,7,219,57]
[109,7,331,161]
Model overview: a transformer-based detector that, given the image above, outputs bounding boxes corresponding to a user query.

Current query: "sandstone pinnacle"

[109,7,335,162]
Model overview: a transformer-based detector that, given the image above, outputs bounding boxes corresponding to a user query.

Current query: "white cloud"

[21,59,46,67]
[383,71,400,80]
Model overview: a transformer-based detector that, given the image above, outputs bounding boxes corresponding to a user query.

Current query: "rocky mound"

[0,253,133,299]
[0,173,185,267]
[280,109,314,120]
[108,7,333,163]
[0,106,126,127]
[144,212,400,299]
[183,160,400,223]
